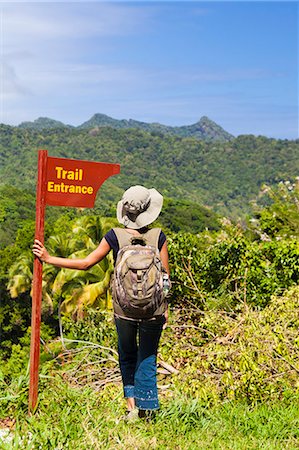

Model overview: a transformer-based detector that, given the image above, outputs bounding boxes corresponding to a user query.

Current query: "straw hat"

[117,185,163,229]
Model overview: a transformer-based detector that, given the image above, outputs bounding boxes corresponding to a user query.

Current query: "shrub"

[161,286,299,403]
[168,225,299,309]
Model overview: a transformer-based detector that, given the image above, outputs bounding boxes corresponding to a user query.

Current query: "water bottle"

[163,274,170,295]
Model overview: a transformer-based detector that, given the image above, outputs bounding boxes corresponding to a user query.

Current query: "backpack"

[112,227,168,319]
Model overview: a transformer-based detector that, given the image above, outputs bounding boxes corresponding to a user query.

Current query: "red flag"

[29,150,120,412]
[45,156,120,208]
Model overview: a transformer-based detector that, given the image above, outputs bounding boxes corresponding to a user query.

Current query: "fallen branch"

[62,338,119,356]
[158,355,179,375]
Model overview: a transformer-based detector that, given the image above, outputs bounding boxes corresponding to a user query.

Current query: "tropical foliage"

[168,222,299,309]
[7,216,117,321]
[251,179,299,239]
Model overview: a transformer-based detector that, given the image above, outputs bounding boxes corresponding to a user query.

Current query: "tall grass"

[1,374,298,449]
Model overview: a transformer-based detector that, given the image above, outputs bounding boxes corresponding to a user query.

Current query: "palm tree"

[7,250,54,315]
[8,252,33,298]
[53,250,114,318]
[7,216,117,319]
[72,215,118,245]
[54,216,118,318]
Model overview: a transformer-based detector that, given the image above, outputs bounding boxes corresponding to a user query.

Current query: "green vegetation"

[1,375,299,449]
[1,124,298,217]
[168,224,299,309]
[159,197,221,233]
[0,125,299,447]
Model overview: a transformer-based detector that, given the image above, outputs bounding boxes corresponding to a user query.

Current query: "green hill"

[0,124,298,218]
[18,117,73,130]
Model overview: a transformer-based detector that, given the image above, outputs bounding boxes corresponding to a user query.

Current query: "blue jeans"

[115,315,165,410]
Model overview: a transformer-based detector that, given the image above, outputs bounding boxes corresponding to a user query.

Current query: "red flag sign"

[29,150,120,412]
[45,156,120,208]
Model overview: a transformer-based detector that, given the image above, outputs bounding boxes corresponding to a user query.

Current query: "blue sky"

[1,1,298,139]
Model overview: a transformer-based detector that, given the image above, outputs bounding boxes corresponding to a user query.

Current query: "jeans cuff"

[124,385,135,398]
[135,387,159,410]
[135,398,159,410]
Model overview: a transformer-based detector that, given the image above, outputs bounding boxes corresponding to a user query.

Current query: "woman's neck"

[125,226,149,235]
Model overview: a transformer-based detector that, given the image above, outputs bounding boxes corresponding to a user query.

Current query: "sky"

[0,1,298,139]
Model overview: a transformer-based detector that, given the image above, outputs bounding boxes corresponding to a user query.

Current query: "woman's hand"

[32,239,50,263]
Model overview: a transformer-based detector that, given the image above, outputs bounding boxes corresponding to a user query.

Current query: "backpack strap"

[113,228,132,249]
[113,227,161,250]
[142,228,161,248]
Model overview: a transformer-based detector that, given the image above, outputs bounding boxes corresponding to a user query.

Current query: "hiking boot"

[115,408,139,424]
[138,409,156,421]
[124,409,139,422]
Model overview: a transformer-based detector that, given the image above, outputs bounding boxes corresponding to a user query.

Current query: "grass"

[1,298,299,450]
[1,375,299,450]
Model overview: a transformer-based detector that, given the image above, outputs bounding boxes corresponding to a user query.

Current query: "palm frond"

[7,252,33,298]
[60,271,112,317]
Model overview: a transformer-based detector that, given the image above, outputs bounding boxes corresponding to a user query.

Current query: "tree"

[251,180,299,239]
[7,216,117,320]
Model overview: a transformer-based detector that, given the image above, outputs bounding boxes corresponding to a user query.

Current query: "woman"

[32,185,170,421]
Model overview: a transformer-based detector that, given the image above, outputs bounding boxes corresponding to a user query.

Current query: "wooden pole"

[29,150,48,412]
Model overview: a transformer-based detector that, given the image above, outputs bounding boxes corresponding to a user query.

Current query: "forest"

[1,124,299,218]
[0,125,299,448]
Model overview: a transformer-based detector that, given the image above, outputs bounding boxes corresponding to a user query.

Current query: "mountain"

[78,114,234,142]
[18,117,73,130]
[171,116,234,141]
[17,114,233,142]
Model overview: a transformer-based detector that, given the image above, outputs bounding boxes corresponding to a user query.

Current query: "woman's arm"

[160,240,170,276]
[32,238,111,270]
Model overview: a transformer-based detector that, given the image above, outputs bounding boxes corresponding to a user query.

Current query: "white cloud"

[2,61,32,98]
[0,2,157,105]
[20,62,140,93]
[1,2,153,44]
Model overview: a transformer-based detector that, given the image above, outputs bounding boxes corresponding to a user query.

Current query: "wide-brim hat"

[117,185,163,229]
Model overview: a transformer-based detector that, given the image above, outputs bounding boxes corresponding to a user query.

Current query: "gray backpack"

[112,228,168,319]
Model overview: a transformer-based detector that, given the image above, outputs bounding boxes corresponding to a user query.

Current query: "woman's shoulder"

[158,230,167,248]
[104,228,117,245]
[105,228,116,237]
